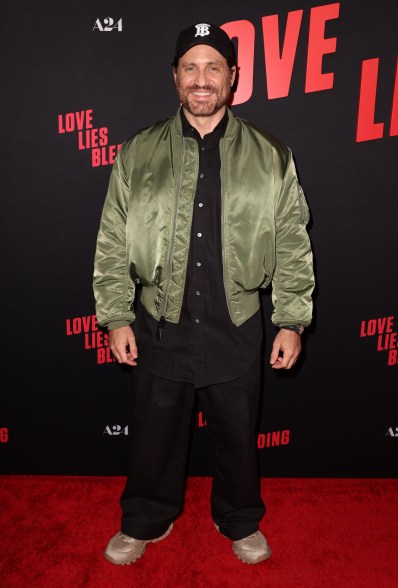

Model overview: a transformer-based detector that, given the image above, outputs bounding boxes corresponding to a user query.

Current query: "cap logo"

[195,23,210,37]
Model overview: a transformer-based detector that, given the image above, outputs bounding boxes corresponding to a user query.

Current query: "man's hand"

[109,326,138,366]
[270,328,302,369]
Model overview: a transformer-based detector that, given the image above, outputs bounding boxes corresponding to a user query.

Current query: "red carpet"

[1,476,397,587]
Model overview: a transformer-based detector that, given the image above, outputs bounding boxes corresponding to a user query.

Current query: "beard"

[176,82,231,118]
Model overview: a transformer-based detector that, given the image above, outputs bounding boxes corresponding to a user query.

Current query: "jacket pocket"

[262,234,275,286]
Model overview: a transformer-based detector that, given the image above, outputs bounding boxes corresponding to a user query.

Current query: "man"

[93,22,314,566]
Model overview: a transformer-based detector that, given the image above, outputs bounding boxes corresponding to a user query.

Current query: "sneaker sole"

[104,523,173,565]
[104,547,146,565]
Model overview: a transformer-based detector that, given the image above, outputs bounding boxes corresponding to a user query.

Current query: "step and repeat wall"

[2,0,397,477]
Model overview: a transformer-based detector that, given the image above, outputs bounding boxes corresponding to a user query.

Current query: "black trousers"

[120,355,265,541]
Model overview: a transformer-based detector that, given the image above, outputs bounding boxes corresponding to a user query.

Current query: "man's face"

[174,44,236,118]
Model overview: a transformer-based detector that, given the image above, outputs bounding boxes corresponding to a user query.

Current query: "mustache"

[187,84,217,93]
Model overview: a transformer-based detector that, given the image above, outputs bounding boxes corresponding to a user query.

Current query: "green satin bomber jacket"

[93,108,315,331]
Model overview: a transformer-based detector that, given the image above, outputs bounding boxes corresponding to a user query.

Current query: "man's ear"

[230,66,237,87]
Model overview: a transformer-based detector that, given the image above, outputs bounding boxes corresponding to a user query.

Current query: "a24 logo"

[103,425,129,436]
[93,17,123,32]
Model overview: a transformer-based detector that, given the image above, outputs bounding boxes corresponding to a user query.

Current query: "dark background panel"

[1,0,397,477]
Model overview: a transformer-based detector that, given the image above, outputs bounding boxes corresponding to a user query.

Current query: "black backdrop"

[2,0,397,477]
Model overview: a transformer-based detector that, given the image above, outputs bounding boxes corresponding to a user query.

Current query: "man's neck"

[182,107,227,138]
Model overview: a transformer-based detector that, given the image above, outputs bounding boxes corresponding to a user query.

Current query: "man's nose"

[195,67,208,87]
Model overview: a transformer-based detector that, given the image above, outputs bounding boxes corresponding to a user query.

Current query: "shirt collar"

[180,108,229,140]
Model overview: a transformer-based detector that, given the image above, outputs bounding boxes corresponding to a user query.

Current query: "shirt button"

[196,261,202,267]
[195,319,200,324]
[199,173,204,179]
[196,290,200,296]
[198,202,203,207]
[197,232,202,237]
[201,146,205,151]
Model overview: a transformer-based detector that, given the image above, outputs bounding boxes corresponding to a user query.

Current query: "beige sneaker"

[215,523,272,564]
[103,523,173,565]
[232,531,272,564]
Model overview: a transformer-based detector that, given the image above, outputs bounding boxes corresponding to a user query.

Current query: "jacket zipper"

[156,138,186,340]
[220,138,234,323]
[297,184,309,224]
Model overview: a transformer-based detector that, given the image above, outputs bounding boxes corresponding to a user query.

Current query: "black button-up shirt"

[134,109,262,387]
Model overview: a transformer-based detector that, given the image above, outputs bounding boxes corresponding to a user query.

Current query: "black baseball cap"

[174,22,236,64]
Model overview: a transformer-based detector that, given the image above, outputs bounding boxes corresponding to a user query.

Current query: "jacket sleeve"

[93,145,136,329]
[271,150,315,327]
